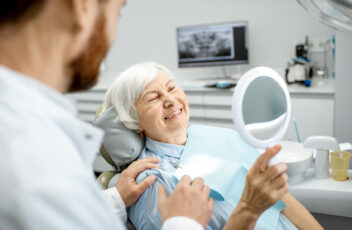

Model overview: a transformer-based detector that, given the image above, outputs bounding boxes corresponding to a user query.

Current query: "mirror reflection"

[242,76,287,140]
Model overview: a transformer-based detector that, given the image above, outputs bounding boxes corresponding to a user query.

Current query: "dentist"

[0,0,211,229]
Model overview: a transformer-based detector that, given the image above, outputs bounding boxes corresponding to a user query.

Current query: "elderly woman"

[103,62,322,230]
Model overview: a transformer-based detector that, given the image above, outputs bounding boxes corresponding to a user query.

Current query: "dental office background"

[65,0,352,228]
[70,0,352,152]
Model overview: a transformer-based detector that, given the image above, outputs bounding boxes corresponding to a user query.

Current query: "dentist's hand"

[116,157,159,207]
[158,176,214,229]
[224,145,288,230]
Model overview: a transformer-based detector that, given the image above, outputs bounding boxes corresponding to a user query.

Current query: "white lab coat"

[0,66,202,230]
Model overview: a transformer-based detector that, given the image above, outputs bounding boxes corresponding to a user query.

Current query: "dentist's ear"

[62,0,100,60]
[68,0,98,37]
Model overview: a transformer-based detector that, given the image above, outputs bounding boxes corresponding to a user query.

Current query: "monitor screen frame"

[176,21,249,68]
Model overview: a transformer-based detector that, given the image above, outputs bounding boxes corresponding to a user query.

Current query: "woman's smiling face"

[135,70,189,144]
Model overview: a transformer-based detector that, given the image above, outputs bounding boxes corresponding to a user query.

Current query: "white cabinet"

[184,89,235,129]
[65,87,106,123]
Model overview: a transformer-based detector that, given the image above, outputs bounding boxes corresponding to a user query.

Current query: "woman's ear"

[137,128,144,139]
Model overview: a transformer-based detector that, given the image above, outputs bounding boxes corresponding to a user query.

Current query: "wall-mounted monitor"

[177,21,248,68]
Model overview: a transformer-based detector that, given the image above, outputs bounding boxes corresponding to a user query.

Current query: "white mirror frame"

[232,66,292,150]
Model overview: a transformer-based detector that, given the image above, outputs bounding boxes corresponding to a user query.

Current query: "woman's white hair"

[103,62,173,130]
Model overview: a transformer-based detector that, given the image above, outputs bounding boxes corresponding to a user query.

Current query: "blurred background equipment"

[297,0,352,33]
[286,36,312,87]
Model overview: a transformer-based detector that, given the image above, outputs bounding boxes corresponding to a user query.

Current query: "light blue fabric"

[179,125,287,230]
[129,125,297,230]
[128,137,233,230]
[277,214,298,230]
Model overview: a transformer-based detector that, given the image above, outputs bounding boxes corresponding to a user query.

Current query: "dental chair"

[94,105,144,189]
[94,105,144,230]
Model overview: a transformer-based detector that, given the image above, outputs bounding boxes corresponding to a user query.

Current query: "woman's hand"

[239,145,289,216]
[224,145,288,230]
[115,157,159,207]
[158,176,214,229]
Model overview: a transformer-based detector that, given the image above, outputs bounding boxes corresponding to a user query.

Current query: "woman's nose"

[163,95,176,108]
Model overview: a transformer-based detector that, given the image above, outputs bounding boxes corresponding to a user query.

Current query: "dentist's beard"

[67,12,109,92]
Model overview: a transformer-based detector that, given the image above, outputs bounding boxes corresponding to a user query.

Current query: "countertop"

[92,72,335,95]
[289,168,352,218]
[176,76,335,95]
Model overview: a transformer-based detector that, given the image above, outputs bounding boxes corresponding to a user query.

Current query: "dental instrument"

[293,118,301,143]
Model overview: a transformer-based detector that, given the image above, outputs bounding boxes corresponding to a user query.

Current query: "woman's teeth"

[165,109,181,119]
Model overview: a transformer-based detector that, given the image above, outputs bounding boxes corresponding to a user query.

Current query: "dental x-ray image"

[177,21,248,67]
[178,27,235,62]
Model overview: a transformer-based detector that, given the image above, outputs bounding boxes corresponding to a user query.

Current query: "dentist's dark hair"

[0,0,47,27]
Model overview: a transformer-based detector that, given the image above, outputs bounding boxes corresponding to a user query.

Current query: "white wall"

[100,0,335,81]
[97,0,352,143]
[335,32,352,143]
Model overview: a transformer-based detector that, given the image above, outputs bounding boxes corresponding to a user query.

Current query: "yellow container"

[330,151,351,181]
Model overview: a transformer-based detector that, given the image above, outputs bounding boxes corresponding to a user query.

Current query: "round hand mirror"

[232,67,291,165]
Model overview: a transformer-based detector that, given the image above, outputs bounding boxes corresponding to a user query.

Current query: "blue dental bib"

[175,125,285,230]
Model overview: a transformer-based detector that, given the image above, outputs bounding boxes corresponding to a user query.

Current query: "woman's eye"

[148,96,158,102]
[168,86,176,91]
